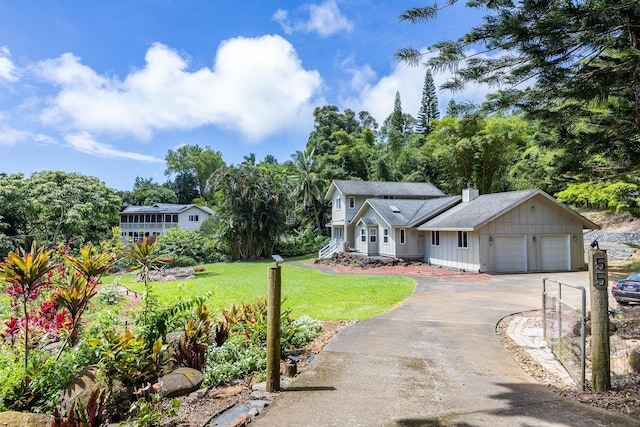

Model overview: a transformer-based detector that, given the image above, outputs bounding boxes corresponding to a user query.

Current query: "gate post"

[588,249,611,392]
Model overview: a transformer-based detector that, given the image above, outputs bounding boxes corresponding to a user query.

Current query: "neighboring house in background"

[418,186,599,273]
[321,180,445,258]
[321,180,600,273]
[351,197,460,259]
[119,203,214,242]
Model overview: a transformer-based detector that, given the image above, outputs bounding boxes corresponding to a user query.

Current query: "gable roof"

[354,196,461,228]
[418,189,599,231]
[122,203,214,215]
[325,180,445,200]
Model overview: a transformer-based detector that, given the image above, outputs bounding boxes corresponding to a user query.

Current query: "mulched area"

[302,260,493,281]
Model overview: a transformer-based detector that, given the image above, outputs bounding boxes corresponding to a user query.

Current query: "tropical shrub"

[556,177,640,217]
[134,292,212,349]
[154,228,222,265]
[174,304,212,370]
[275,227,330,257]
[203,334,267,386]
[281,315,323,350]
[0,343,96,413]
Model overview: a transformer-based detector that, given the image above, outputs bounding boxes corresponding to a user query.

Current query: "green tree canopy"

[397,0,640,169]
[165,145,225,200]
[0,171,121,251]
[121,177,178,206]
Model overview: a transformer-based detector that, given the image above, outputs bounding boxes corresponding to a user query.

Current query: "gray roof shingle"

[418,189,599,231]
[326,180,444,200]
[358,196,461,227]
[122,203,214,215]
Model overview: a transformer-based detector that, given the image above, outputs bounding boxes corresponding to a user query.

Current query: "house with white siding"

[418,186,599,273]
[320,180,445,258]
[119,203,214,242]
[321,180,600,273]
[350,197,460,258]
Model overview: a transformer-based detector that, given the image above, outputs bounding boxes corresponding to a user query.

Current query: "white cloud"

[0,126,29,145]
[345,50,497,123]
[36,36,323,141]
[273,1,353,37]
[339,56,376,93]
[64,132,163,162]
[0,46,19,82]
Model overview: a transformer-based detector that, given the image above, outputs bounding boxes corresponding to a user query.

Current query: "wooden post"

[266,265,282,392]
[588,249,611,392]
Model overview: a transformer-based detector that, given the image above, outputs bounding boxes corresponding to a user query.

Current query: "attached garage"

[494,235,527,272]
[540,234,570,271]
[420,188,600,273]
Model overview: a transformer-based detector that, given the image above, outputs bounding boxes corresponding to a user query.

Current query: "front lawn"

[107,260,415,320]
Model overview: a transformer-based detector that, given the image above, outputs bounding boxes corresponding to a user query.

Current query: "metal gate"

[542,278,587,390]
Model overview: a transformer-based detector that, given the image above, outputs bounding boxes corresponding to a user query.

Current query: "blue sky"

[0,1,491,191]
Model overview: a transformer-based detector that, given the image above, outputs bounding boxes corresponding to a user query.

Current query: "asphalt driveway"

[252,271,637,426]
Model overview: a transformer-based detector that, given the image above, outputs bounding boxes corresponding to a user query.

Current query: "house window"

[333,227,343,239]
[121,215,128,223]
[400,229,406,244]
[369,228,377,243]
[360,228,366,242]
[189,214,199,222]
[349,197,355,209]
[173,214,178,222]
[457,231,468,248]
[431,231,440,246]
[383,229,388,243]
[335,197,342,209]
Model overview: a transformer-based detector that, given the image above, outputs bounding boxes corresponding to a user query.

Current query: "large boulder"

[57,364,101,414]
[158,367,204,398]
[0,411,52,427]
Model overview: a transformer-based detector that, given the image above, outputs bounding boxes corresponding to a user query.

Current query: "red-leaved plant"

[0,241,54,383]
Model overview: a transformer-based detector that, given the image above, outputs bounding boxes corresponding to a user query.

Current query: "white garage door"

[540,234,570,271]
[495,235,526,272]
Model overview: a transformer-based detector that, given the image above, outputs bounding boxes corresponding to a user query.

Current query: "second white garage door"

[540,234,570,271]
[495,235,526,272]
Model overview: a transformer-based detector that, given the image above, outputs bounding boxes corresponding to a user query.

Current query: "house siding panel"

[426,231,480,271]
[480,195,585,272]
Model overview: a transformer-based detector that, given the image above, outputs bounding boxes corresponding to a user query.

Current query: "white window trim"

[457,231,468,248]
[335,197,342,210]
[348,196,355,209]
[431,230,440,246]
[360,228,366,242]
[369,228,377,243]
[400,229,406,245]
[383,229,388,243]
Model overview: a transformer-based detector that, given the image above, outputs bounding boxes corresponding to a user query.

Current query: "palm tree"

[290,147,326,233]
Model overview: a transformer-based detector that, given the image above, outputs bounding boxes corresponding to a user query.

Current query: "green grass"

[105,260,414,321]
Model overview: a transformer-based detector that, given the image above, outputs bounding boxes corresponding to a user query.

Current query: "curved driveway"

[252,271,637,426]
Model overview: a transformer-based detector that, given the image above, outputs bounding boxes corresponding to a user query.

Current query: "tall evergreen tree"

[416,69,439,135]
[396,0,640,168]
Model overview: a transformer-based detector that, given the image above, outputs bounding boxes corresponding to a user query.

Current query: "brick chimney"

[462,183,479,203]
